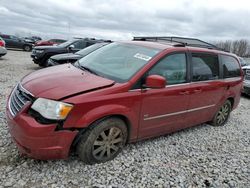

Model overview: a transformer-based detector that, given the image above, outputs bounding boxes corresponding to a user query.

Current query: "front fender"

[65,104,139,141]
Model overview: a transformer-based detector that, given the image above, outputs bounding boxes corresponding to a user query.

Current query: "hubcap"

[216,103,230,125]
[93,127,123,160]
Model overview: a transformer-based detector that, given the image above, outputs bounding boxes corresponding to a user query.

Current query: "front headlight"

[31,98,73,120]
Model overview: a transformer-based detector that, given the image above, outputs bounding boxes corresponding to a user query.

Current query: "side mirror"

[68,44,75,51]
[144,75,166,89]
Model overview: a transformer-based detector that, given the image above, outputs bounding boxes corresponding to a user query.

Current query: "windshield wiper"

[75,61,99,76]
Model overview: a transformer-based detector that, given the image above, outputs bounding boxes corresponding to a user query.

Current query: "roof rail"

[133,36,221,50]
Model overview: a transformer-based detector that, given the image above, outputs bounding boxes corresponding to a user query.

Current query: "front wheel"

[23,45,32,52]
[210,100,232,126]
[76,117,128,164]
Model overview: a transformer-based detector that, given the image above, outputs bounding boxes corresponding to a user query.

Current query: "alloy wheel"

[24,46,31,51]
[216,102,230,125]
[92,127,123,160]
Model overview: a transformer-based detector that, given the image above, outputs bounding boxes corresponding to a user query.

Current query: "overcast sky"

[0,0,250,41]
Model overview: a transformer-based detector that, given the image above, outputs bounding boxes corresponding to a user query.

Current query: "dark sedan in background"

[0,34,33,51]
[31,38,106,67]
[47,42,110,66]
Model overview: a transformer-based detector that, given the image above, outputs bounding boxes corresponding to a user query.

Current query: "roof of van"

[121,37,238,58]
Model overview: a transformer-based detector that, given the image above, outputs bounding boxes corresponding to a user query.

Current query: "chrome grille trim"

[245,69,250,80]
[8,84,33,117]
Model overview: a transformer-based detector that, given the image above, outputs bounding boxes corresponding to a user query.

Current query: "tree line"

[213,39,250,57]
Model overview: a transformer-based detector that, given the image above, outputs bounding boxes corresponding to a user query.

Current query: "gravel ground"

[0,50,249,188]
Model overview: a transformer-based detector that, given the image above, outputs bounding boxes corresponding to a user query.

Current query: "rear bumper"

[6,105,78,160]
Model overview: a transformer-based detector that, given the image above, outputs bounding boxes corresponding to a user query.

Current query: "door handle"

[194,89,202,93]
[179,91,190,95]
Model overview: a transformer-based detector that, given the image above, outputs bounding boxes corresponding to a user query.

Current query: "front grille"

[245,69,250,80]
[9,84,33,116]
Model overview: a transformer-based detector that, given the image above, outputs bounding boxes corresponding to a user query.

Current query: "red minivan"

[6,37,243,164]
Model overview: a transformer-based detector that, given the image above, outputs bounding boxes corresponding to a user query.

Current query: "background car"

[22,37,36,44]
[239,57,248,67]
[0,36,7,57]
[31,38,106,67]
[34,39,67,46]
[47,42,111,66]
[0,34,33,51]
[22,36,42,44]
[242,65,250,96]
[31,36,42,41]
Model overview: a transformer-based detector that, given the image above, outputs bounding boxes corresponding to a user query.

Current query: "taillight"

[0,40,5,47]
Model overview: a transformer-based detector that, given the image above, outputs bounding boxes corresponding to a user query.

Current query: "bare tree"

[237,40,248,57]
[214,39,250,57]
[213,40,232,52]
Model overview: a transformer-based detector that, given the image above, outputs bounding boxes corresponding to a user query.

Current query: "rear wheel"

[211,100,232,126]
[23,45,32,52]
[76,117,128,164]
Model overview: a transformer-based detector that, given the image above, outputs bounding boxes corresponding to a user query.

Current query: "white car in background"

[0,36,7,57]
[242,64,250,96]
[239,57,250,96]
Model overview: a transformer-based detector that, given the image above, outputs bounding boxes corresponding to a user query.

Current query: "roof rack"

[133,36,221,50]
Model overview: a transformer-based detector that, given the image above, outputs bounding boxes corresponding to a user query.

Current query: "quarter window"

[192,53,219,81]
[221,55,241,78]
[148,53,187,85]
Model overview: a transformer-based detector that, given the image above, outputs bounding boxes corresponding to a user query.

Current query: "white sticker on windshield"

[134,53,152,61]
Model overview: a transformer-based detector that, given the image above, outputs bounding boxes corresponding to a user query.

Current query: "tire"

[210,100,232,126]
[38,63,45,67]
[38,59,49,67]
[23,45,32,52]
[76,117,128,164]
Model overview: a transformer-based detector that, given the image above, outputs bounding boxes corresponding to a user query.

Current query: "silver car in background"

[0,36,7,57]
[242,65,250,95]
[240,58,250,95]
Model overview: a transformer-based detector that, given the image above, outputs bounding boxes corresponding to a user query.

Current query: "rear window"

[221,55,241,78]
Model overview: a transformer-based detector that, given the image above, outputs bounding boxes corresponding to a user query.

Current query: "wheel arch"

[227,97,234,108]
[71,114,132,148]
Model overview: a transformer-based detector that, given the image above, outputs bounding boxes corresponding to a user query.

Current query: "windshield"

[75,43,108,56]
[78,42,160,82]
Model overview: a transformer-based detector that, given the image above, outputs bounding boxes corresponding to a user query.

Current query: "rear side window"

[192,53,219,82]
[221,55,241,78]
[148,53,187,85]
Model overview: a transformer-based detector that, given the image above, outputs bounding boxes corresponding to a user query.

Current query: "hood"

[51,53,82,61]
[34,45,61,50]
[21,64,115,100]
